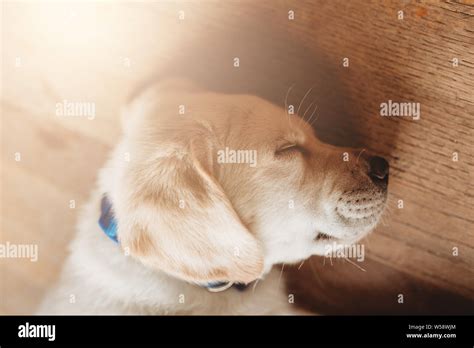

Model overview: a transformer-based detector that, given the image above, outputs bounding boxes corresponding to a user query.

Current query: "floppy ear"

[113,124,264,284]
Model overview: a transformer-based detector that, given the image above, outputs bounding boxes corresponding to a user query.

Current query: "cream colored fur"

[38,79,387,314]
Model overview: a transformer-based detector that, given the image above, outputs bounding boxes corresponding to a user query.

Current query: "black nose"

[368,156,389,185]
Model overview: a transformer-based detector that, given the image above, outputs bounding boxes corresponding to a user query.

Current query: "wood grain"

[1,0,473,314]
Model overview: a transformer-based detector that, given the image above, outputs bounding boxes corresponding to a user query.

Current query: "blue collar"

[98,194,249,292]
[99,195,119,243]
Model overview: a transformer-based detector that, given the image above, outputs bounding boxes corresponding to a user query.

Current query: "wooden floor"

[1,1,473,314]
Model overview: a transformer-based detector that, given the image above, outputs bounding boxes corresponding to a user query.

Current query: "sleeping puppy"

[39,79,389,314]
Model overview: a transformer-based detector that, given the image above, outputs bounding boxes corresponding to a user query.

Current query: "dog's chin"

[312,191,387,251]
[313,228,367,249]
[311,221,376,256]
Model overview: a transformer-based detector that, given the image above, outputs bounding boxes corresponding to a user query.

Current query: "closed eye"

[275,143,307,156]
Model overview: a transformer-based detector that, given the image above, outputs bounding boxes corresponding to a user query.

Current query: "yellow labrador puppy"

[39,79,389,314]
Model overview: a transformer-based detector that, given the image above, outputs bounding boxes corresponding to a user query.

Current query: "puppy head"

[112,80,388,284]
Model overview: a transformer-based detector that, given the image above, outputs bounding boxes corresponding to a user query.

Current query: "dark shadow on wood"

[155,4,402,151]
[286,257,474,315]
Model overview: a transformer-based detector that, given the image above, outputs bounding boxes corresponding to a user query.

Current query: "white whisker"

[356,148,367,165]
[302,100,316,122]
[278,263,285,288]
[296,84,316,116]
[252,279,260,293]
[341,252,367,272]
[307,104,319,126]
